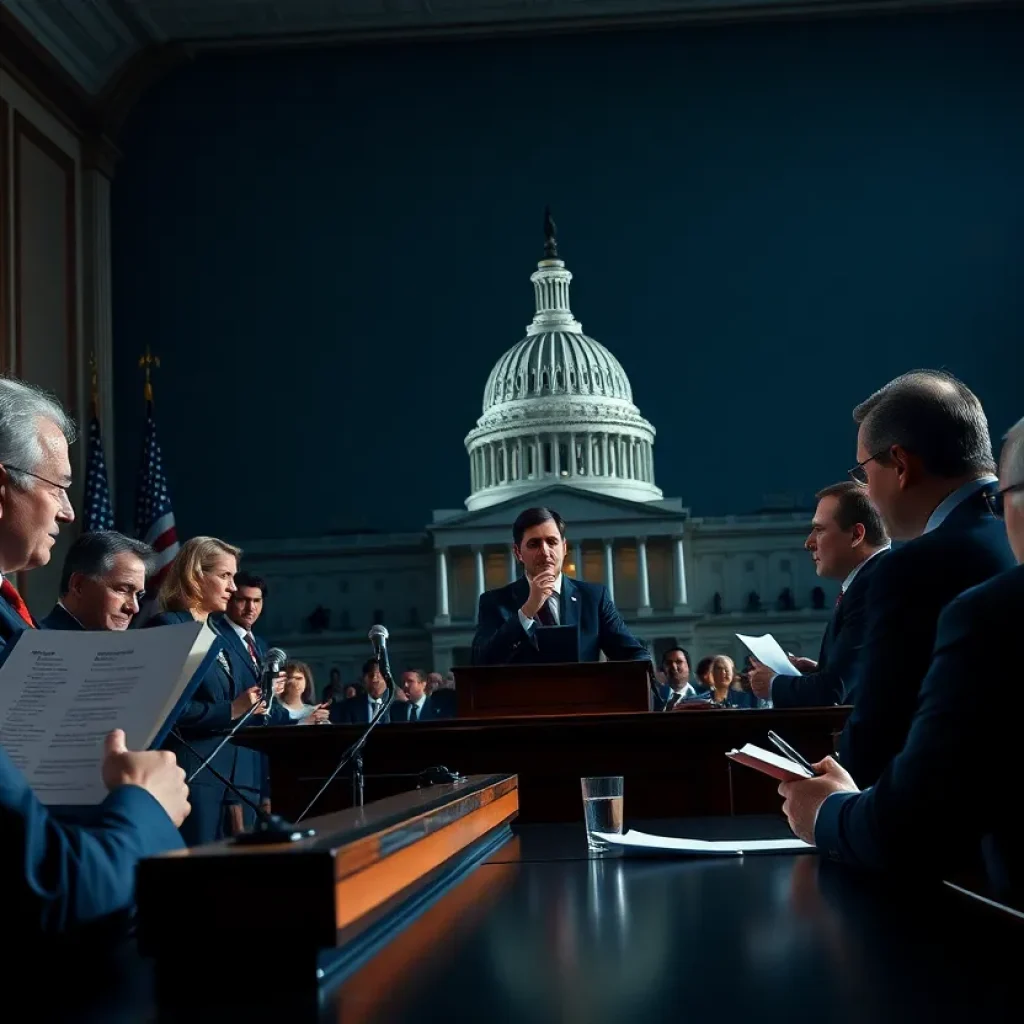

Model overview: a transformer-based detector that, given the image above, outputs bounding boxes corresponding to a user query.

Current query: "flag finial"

[138,347,160,403]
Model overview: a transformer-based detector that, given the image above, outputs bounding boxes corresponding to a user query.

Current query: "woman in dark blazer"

[145,536,271,845]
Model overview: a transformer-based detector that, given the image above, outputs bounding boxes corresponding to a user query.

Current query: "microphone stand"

[296,657,397,823]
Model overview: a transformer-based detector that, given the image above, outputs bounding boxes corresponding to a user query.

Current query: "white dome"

[464,244,661,511]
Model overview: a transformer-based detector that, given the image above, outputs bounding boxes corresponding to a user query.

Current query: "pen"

[768,730,820,777]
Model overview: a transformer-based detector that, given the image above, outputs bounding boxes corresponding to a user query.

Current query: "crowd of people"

[1,365,1022,942]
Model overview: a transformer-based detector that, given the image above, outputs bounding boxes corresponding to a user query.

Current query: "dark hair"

[233,571,267,596]
[853,370,995,479]
[661,646,691,670]
[815,481,889,547]
[361,657,380,678]
[695,656,715,679]
[512,507,566,548]
[402,668,426,682]
[59,531,155,594]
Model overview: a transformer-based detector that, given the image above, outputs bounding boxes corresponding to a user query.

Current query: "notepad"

[726,742,813,782]
[591,829,813,856]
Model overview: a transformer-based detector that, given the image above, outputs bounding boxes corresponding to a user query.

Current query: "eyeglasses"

[4,466,73,509]
[984,483,1024,520]
[847,450,889,485]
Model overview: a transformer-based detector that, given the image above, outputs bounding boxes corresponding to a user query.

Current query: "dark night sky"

[111,10,1023,541]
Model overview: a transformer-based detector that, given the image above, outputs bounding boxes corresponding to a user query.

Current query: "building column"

[601,434,609,477]
[568,432,576,476]
[585,432,594,476]
[501,440,509,482]
[487,445,495,487]
[673,535,688,611]
[435,548,450,624]
[552,433,561,476]
[508,546,518,582]
[474,547,486,601]
[517,437,524,480]
[573,542,584,579]
[637,537,652,616]
[603,540,615,600]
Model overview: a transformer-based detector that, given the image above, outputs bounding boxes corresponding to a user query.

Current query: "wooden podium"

[453,660,653,718]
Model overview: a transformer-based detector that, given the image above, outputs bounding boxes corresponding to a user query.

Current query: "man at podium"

[472,507,650,666]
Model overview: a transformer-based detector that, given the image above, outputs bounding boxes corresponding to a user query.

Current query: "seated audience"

[279,661,329,724]
[837,371,1013,786]
[658,647,697,708]
[331,658,393,724]
[702,655,758,708]
[40,531,154,631]
[749,482,889,707]
[0,376,187,938]
[393,669,454,721]
[694,657,714,691]
[781,416,1024,901]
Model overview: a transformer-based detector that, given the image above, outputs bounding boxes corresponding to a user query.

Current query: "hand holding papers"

[736,633,801,677]
[0,622,219,805]
[591,829,813,856]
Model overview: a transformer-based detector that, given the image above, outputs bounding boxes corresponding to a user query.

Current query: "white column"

[637,537,652,616]
[552,433,561,476]
[82,167,116,489]
[508,546,518,582]
[517,437,524,480]
[585,433,594,476]
[435,548,450,624]
[603,540,615,600]
[601,434,609,477]
[573,542,584,579]
[487,445,495,487]
[568,432,576,476]
[474,547,486,600]
[673,535,688,611]
[501,440,509,482]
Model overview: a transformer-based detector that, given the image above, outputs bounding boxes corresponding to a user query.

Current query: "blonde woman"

[707,655,757,709]
[145,536,290,844]
[279,661,330,724]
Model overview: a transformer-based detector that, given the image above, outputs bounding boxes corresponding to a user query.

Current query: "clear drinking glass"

[581,776,624,853]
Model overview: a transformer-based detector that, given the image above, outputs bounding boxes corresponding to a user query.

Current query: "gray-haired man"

[40,530,155,631]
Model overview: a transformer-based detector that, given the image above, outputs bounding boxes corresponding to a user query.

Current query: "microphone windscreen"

[368,624,389,642]
[266,647,287,668]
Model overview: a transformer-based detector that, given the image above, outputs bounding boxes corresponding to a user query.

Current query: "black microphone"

[259,646,287,716]
[295,624,397,822]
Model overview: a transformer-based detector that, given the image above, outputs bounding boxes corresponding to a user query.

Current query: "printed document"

[736,633,801,677]
[592,829,813,855]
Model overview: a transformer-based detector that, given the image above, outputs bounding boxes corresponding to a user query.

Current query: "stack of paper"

[736,633,801,677]
[591,829,813,856]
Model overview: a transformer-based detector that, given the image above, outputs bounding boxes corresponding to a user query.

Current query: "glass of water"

[581,776,624,853]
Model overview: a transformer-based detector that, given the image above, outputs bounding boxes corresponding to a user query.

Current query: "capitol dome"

[465,219,662,511]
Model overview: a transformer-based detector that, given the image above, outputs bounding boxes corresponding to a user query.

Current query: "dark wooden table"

[239,706,850,822]
[33,816,1021,1022]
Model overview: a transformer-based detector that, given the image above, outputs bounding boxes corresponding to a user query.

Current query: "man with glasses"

[0,377,189,938]
[40,531,154,631]
[836,370,1013,787]
[779,416,1024,901]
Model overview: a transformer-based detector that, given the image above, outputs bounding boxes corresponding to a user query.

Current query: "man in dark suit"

[657,647,698,708]
[749,482,889,707]
[780,416,1024,901]
[392,668,453,721]
[331,657,393,724]
[472,507,650,666]
[40,531,154,631]
[0,376,189,937]
[837,370,1014,787]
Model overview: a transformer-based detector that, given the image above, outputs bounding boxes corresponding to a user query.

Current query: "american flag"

[83,411,115,532]
[134,401,179,584]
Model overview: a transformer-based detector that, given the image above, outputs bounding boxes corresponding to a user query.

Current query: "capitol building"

[241,228,836,685]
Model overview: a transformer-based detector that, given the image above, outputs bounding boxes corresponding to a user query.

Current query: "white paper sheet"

[0,622,216,804]
[736,633,801,677]
[591,829,814,856]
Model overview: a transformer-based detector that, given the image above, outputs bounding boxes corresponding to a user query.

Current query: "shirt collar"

[924,476,998,534]
[412,694,427,709]
[225,617,249,640]
[841,544,891,592]
[56,599,86,628]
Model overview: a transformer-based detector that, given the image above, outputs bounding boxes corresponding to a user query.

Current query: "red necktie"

[835,591,843,609]
[1,579,36,628]
[244,632,259,667]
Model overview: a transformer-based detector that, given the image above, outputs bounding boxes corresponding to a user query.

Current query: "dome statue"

[465,215,662,511]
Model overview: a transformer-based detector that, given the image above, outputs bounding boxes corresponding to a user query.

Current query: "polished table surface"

[34,816,1021,1022]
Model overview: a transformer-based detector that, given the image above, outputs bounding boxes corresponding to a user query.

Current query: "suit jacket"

[39,604,83,631]
[817,563,1024,901]
[391,695,452,722]
[1,743,182,937]
[771,550,888,709]
[838,483,1014,786]
[471,575,650,666]
[330,695,393,725]
[0,589,31,653]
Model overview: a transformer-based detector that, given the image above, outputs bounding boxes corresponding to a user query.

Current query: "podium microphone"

[295,624,397,823]
[259,647,287,717]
